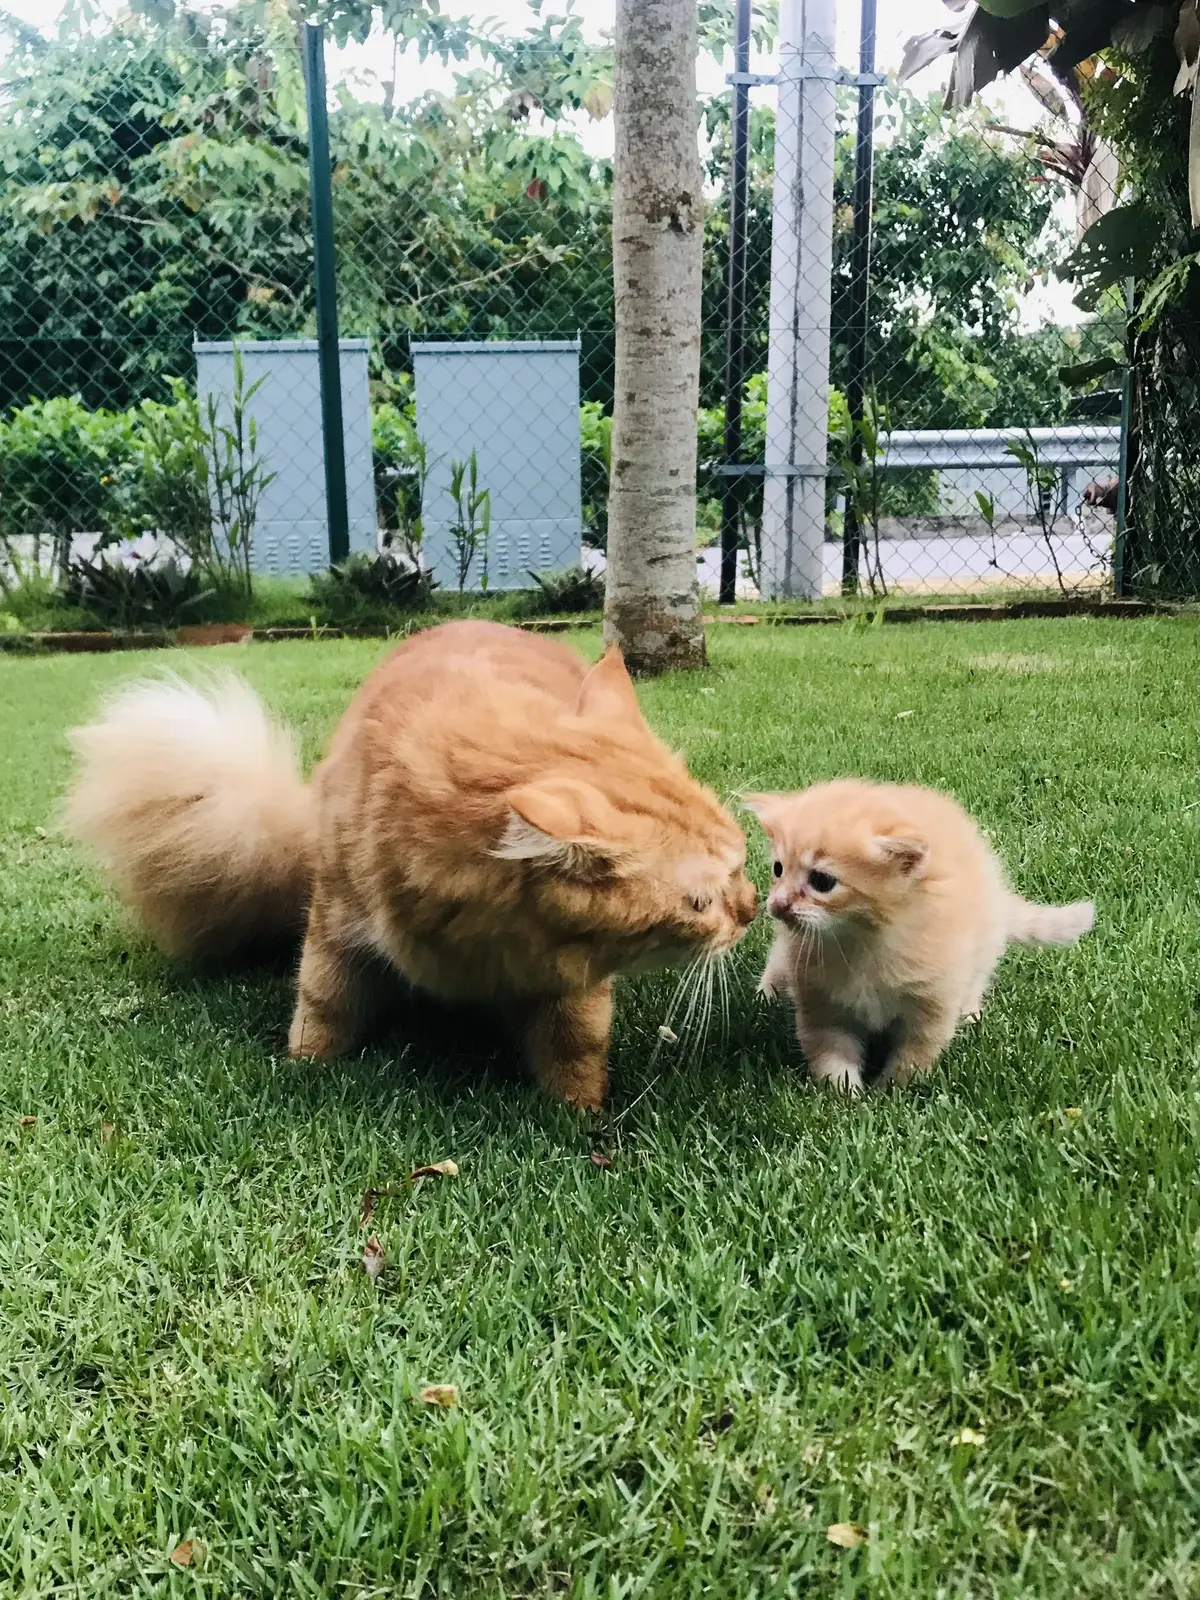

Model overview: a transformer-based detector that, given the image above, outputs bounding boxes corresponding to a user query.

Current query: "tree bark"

[603,0,706,675]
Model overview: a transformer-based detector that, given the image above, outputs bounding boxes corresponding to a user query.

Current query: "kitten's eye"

[807,868,838,894]
[772,860,783,879]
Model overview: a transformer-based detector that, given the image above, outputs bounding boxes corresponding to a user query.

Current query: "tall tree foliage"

[0,0,614,410]
[701,86,1074,429]
[1,1,1095,436]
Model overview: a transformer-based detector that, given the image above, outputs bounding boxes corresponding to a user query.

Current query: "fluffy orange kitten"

[66,620,757,1110]
[747,779,1094,1092]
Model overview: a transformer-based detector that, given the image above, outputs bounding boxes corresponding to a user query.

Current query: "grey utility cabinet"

[193,338,377,575]
[411,340,582,591]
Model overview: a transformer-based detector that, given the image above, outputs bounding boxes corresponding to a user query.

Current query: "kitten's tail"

[64,672,315,963]
[1007,895,1095,947]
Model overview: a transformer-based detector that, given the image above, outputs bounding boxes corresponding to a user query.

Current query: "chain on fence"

[0,0,1193,634]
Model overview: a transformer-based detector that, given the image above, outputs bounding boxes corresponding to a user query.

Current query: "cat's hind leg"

[889,1005,961,1087]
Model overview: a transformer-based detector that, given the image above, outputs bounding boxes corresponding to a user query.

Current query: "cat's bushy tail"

[1007,895,1095,947]
[65,673,314,963]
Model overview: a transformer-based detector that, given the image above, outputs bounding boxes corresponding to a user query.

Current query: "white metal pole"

[760,0,838,600]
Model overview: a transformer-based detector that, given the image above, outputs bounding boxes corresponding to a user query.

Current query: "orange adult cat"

[748,779,1094,1092]
[67,621,757,1109]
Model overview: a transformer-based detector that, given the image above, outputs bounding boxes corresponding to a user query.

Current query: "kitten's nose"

[767,884,795,919]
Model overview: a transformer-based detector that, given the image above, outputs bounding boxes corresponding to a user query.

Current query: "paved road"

[591,533,1108,599]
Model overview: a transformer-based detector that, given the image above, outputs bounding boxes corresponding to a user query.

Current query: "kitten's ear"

[741,792,786,834]
[495,777,625,868]
[577,647,644,723]
[870,834,928,875]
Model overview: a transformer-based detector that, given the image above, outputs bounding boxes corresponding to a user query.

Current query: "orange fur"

[64,672,313,962]
[747,779,1094,1092]
[66,621,757,1108]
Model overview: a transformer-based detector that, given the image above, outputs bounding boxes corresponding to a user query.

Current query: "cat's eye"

[807,868,838,894]
[772,860,783,879]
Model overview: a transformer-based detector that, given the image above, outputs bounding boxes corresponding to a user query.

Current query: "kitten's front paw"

[810,1060,864,1096]
[757,975,780,1003]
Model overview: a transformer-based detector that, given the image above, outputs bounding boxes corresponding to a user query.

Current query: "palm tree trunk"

[603,0,706,675]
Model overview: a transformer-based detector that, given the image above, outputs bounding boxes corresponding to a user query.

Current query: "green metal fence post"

[304,21,350,567]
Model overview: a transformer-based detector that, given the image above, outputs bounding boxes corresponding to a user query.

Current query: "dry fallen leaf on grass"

[18,1115,37,1128]
[169,1539,206,1568]
[411,1159,459,1179]
[895,709,915,719]
[657,1024,679,1044]
[100,1121,116,1143]
[362,1235,387,1282]
[361,1161,459,1223]
[952,1427,987,1448]
[588,1151,613,1170]
[826,1522,866,1549]
[420,1384,458,1407]
[1046,1105,1083,1123]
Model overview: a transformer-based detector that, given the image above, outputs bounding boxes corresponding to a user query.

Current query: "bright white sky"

[2,0,1080,324]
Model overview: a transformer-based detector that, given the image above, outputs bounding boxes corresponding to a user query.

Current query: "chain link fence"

[715,0,1133,605]
[0,0,1192,633]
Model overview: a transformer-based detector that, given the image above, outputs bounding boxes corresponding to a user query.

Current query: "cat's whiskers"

[677,959,710,1056]
[654,954,703,1062]
[716,950,730,1040]
[686,947,736,1063]
[695,960,716,1061]
[655,940,737,1066]
[793,918,820,977]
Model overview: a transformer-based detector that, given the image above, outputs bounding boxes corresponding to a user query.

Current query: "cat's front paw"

[756,974,780,1003]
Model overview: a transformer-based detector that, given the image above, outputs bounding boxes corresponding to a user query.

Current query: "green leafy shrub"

[111,386,212,562]
[62,553,214,630]
[1,357,275,626]
[511,564,604,618]
[307,551,435,626]
[372,387,427,554]
[0,397,134,583]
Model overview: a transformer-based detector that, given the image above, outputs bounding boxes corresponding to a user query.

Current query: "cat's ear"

[495,777,626,868]
[870,834,928,875]
[741,792,785,834]
[576,647,643,723]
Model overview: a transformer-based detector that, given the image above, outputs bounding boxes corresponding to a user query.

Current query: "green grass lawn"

[1,618,1196,1598]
